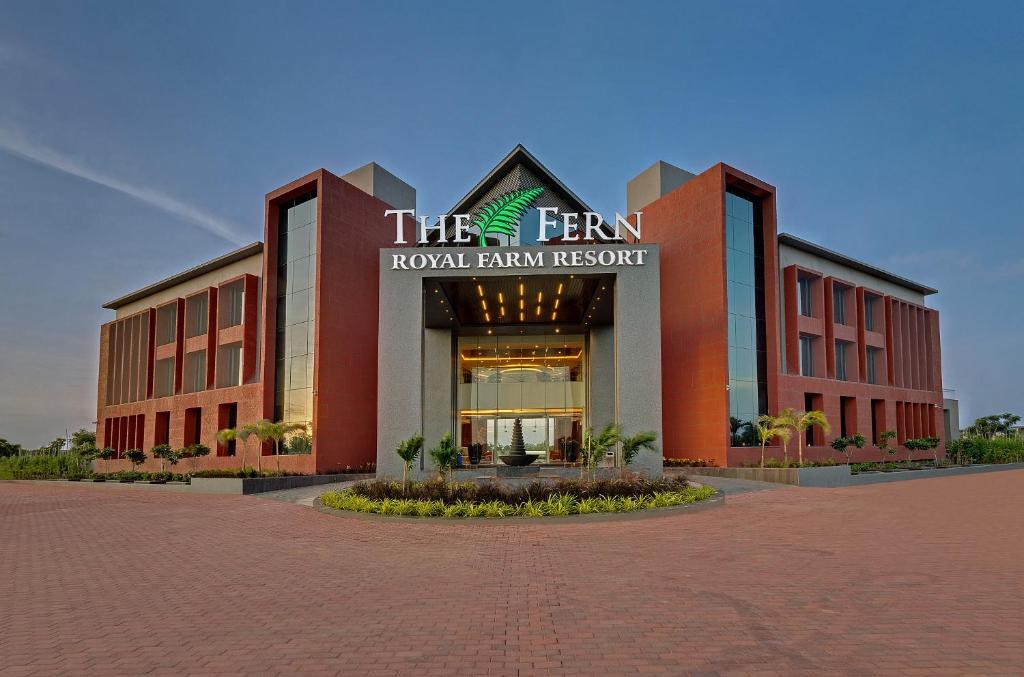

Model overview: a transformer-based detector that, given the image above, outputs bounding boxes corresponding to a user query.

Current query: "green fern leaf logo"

[472,187,545,247]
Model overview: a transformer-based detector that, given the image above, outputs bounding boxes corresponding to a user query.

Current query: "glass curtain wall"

[274,193,317,426]
[457,334,585,464]
[726,191,767,446]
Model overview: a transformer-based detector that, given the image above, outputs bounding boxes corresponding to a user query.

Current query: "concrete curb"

[18,474,375,495]
[678,462,1024,487]
[310,490,725,524]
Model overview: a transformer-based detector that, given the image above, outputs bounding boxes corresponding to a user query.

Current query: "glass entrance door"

[457,334,585,465]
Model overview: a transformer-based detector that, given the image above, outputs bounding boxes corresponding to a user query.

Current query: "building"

[94,146,948,474]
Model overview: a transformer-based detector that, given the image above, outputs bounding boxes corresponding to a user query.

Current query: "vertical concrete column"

[588,325,616,435]
[422,327,454,478]
[376,259,425,480]
[612,264,663,477]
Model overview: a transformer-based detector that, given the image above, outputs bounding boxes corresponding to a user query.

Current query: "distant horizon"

[2,0,1022,447]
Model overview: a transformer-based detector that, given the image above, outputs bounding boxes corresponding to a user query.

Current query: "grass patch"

[320,484,716,519]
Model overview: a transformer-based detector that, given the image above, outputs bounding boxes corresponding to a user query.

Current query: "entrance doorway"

[457,333,585,465]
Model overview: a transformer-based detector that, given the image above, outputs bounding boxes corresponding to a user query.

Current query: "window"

[835,341,849,381]
[864,295,877,331]
[725,191,767,445]
[185,293,208,338]
[217,343,243,388]
[799,335,815,377]
[840,396,856,438]
[154,357,175,398]
[275,192,317,426]
[871,399,884,444]
[183,351,206,393]
[217,403,238,456]
[155,304,177,346]
[154,411,170,446]
[184,407,202,447]
[866,347,880,385]
[833,284,847,325]
[220,280,244,328]
[798,276,813,317]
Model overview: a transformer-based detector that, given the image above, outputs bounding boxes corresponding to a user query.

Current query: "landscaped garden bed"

[319,476,716,518]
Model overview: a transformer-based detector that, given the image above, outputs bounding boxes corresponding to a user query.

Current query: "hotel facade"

[94,146,949,476]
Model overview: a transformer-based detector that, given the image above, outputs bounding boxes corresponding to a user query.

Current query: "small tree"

[150,444,174,472]
[265,421,307,473]
[239,420,274,474]
[216,427,239,465]
[428,433,458,483]
[395,434,424,491]
[793,410,830,466]
[582,423,621,480]
[97,447,115,461]
[755,415,791,468]
[620,430,657,472]
[124,448,146,471]
[830,433,866,466]
[877,430,897,464]
[184,444,210,474]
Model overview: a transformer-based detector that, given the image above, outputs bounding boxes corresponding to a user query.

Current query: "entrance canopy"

[424,273,614,331]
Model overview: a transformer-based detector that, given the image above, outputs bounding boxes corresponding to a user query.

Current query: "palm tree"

[239,420,273,475]
[755,415,791,468]
[793,410,830,466]
[395,434,424,491]
[775,408,799,464]
[619,431,657,472]
[428,433,458,483]
[265,421,307,473]
[582,423,621,480]
[216,428,241,470]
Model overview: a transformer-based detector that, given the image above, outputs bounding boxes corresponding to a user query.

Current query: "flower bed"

[320,476,716,518]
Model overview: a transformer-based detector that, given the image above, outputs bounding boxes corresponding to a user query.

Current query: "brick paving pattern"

[2,471,1023,676]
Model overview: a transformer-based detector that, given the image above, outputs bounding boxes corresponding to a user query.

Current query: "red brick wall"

[261,169,413,473]
[641,164,730,464]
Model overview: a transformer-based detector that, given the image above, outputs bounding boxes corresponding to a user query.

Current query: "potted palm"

[428,433,458,483]
[395,434,423,492]
[619,430,657,475]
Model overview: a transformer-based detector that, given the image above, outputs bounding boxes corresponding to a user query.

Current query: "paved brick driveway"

[2,471,1023,676]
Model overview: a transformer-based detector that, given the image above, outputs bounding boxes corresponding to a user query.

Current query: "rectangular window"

[840,396,856,438]
[835,341,848,381]
[155,304,177,346]
[217,343,243,388]
[183,351,206,393]
[154,411,170,446]
[866,347,880,385]
[864,295,877,331]
[799,335,815,377]
[798,277,813,317]
[220,280,244,328]
[154,357,175,398]
[275,192,317,427]
[217,403,238,456]
[871,399,885,445]
[833,284,846,325]
[725,191,767,446]
[185,293,208,338]
[184,407,202,447]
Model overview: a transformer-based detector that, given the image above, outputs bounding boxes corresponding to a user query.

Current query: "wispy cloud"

[0,127,250,244]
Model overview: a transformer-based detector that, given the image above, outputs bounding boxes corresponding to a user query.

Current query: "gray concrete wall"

[377,244,663,479]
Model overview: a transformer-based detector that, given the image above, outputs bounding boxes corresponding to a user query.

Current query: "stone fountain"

[498,418,540,474]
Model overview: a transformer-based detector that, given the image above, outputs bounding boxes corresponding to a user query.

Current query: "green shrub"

[663,457,715,468]
[0,453,93,480]
[948,437,1024,465]
[320,484,717,519]
[349,475,692,504]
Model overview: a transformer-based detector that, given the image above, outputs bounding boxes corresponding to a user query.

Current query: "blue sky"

[1,1,1021,447]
